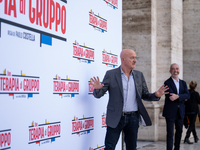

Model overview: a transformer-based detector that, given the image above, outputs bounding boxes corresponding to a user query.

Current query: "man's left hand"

[155,85,169,98]
[169,93,179,101]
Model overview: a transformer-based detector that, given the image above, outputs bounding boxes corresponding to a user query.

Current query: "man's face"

[170,64,180,78]
[123,50,137,69]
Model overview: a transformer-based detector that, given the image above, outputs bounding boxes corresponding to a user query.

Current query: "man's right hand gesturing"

[90,76,104,90]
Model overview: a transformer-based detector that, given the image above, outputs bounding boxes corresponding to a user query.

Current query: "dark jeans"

[186,113,198,138]
[105,112,139,150]
[165,112,184,150]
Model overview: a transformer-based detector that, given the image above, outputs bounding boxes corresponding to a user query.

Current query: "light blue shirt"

[121,68,138,112]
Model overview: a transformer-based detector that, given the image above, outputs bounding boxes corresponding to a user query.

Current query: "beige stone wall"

[183,0,200,92]
[183,0,200,126]
[122,0,152,90]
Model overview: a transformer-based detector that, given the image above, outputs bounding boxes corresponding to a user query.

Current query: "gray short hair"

[170,63,179,70]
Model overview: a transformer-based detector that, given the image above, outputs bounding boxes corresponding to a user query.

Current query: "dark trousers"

[186,113,198,138]
[105,112,139,150]
[165,112,184,150]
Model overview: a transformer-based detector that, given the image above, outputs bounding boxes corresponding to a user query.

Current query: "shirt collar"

[171,77,179,83]
[120,66,133,75]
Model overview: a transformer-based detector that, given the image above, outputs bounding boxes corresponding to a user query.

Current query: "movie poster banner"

[0,0,122,149]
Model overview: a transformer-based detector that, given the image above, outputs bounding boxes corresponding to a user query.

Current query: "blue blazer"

[93,67,159,128]
[162,77,190,119]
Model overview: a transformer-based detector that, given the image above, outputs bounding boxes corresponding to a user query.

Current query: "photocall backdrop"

[0,0,122,149]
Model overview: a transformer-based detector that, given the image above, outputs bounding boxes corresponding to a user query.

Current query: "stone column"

[157,0,183,141]
[183,0,200,127]
[157,0,183,94]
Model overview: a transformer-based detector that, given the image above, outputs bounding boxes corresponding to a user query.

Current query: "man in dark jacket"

[163,63,190,150]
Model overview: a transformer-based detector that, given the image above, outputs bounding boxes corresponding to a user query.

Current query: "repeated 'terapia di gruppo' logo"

[0,0,67,47]
[102,50,118,68]
[72,115,94,136]
[0,69,40,99]
[104,0,118,9]
[73,40,95,64]
[89,10,107,33]
[102,113,107,128]
[0,129,11,149]
[29,120,61,146]
[89,145,105,150]
[88,81,94,95]
[53,75,79,98]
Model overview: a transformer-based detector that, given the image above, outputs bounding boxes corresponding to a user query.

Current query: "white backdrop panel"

[0,0,122,149]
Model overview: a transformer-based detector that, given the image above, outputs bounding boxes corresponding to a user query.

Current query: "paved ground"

[137,128,200,150]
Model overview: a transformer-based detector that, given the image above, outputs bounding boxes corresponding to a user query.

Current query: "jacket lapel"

[132,70,139,88]
[115,67,123,98]
[179,80,183,94]
[170,77,178,94]
[132,70,141,99]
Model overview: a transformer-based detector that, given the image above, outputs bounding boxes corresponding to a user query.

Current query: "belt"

[122,111,138,116]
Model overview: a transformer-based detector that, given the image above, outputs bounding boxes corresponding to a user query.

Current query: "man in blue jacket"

[163,63,190,150]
